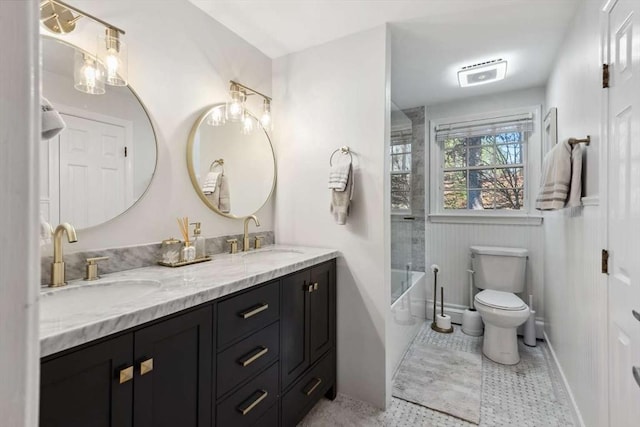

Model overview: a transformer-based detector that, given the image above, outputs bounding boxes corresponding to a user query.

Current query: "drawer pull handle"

[303,377,322,396]
[237,389,268,415]
[634,367,640,389]
[119,366,133,384]
[238,346,269,367]
[139,358,153,376]
[239,303,269,319]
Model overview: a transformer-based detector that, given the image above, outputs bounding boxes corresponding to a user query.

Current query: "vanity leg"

[325,385,337,401]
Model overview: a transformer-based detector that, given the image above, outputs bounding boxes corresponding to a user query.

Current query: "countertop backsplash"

[40,231,275,285]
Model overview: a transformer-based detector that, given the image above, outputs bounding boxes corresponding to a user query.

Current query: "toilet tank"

[470,246,528,292]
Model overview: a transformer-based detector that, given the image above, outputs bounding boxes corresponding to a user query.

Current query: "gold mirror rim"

[186,103,277,219]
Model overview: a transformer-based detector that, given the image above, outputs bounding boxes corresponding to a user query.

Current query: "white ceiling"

[189,0,581,107]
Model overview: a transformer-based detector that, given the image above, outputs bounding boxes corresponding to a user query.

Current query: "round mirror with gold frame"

[40,36,158,230]
[187,104,276,218]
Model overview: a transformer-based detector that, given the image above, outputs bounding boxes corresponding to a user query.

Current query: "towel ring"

[209,158,224,172]
[329,146,353,166]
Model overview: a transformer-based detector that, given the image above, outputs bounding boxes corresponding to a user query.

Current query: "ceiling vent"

[458,59,507,87]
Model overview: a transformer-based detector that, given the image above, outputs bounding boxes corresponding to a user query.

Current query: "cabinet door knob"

[239,303,269,319]
[303,377,322,396]
[238,346,269,367]
[633,310,640,322]
[139,358,154,376]
[237,389,268,415]
[119,366,133,384]
[634,367,640,389]
[313,282,319,291]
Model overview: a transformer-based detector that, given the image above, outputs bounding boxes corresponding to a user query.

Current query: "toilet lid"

[475,290,527,311]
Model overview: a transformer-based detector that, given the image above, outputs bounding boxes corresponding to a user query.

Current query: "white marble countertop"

[40,245,338,357]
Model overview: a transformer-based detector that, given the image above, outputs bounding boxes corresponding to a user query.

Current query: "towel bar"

[329,146,353,166]
[568,136,590,146]
[209,158,224,171]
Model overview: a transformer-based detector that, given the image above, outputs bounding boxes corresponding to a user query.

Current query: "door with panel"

[281,269,311,389]
[40,334,134,427]
[133,306,213,427]
[309,262,335,364]
[606,1,640,425]
[58,114,128,228]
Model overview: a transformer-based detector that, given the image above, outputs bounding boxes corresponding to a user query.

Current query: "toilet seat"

[475,290,526,311]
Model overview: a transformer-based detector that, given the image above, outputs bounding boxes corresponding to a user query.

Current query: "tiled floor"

[299,322,576,426]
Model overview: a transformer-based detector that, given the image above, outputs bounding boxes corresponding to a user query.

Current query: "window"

[433,111,535,214]
[390,129,412,213]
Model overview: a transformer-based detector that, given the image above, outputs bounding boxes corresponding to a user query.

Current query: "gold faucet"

[50,223,78,287]
[242,215,260,251]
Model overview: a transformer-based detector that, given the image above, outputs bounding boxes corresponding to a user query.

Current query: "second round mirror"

[187,104,276,218]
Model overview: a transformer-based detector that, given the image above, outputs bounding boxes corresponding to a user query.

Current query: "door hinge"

[602,64,610,88]
[602,249,609,274]
[124,146,128,157]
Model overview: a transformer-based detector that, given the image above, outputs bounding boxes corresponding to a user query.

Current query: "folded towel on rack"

[330,163,354,225]
[41,96,66,140]
[202,171,220,194]
[567,144,584,208]
[328,157,352,191]
[535,140,571,210]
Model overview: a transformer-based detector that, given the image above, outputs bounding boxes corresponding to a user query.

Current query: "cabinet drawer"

[217,321,280,398]
[217,281,279,348]
[250,403,278,427]
[216,362,279,427]
[282,352,334,426]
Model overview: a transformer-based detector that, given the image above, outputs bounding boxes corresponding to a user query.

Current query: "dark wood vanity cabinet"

[40,259,336,427]
[40,306,212,427]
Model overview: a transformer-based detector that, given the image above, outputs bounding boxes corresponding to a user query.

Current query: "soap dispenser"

[190,222,206,259]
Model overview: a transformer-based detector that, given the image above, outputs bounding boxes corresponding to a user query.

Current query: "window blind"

[435,112,534,143]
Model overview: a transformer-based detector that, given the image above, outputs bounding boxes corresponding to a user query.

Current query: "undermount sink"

[41,280,162,322]
[241,248,304,260]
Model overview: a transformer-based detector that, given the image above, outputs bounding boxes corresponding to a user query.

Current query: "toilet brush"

[524,294,537,347]
[462,269,483,336]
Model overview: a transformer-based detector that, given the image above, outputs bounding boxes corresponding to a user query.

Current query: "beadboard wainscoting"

[425,220,545,337]
[543,203,607,427]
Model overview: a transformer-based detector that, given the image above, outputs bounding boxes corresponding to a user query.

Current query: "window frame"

[428,105,543,225]
[390,129,413,215]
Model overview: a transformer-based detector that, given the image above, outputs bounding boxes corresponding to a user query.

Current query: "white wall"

[544,1,607,425]
[273,26,390,409]
[42,0,273,253]
[0,1,40,425]
[424,87,547,327]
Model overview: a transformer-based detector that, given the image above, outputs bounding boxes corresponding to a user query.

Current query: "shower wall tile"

[390,106,426,272]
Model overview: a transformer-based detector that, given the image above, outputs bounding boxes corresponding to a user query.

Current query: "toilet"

[471,246,530,365]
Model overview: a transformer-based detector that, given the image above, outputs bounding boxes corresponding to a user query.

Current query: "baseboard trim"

[426,301,545,339]
[544,331,586,427]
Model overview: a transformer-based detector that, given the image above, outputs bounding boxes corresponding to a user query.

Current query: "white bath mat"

[392,341,482,424]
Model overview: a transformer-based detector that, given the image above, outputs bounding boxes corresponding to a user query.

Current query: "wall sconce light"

[242,111,255,135]
[73,51,105,95]
[208,81,273,132]
[40,0,127,94]
[260,98,272,130]
[226,83,246,122]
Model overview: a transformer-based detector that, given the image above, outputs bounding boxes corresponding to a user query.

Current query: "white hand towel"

[41,97,66,140]
[567,144,584,208]
[218,173,231,213]
[535,140,571,210]
[328,158,352,191]
[202,171,220,194]
[40,216,53,246]
[330,163,354,224]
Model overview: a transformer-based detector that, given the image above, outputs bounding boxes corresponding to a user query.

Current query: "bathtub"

[389,269,426,375]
